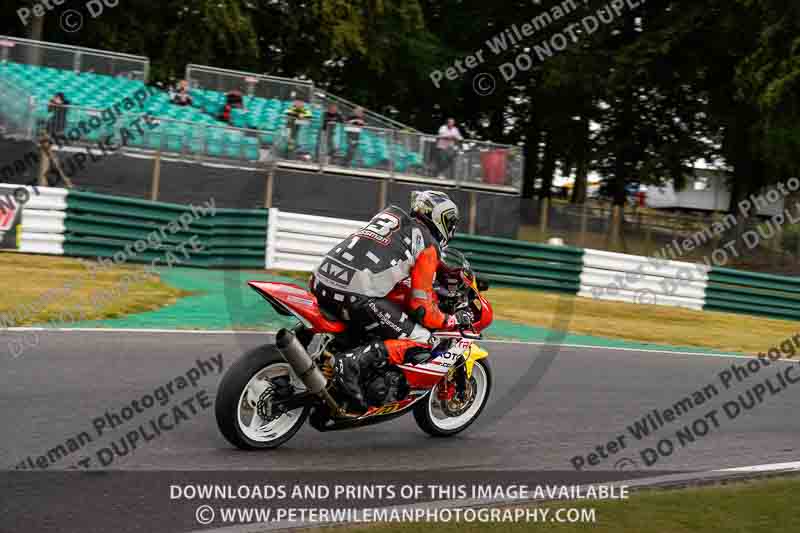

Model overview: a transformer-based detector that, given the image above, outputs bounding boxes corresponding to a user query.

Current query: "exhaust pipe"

[276,329,343,413]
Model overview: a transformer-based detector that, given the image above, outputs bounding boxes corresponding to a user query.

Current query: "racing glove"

[446,308,475,330]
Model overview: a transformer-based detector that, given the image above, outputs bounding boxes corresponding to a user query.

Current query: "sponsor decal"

[317,258,356,285]
[365,397,416,416]
[0,186,24,250]
[357,212,401,246]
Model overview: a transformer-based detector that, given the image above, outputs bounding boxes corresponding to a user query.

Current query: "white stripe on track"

[714,461,800,473]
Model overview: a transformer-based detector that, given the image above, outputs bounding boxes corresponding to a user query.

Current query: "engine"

[364,368,409,407]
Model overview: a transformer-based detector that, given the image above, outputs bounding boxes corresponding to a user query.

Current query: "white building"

[644,167,784,216]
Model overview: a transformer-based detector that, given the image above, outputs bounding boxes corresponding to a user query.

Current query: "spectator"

[284,99,312,157]
[220,90,246,123]
[37,131,72,188]
[434,117,463,178]
[47,92,69,138]
[172,79,193,106]
[322,103,344,161]
[344,106,365,167]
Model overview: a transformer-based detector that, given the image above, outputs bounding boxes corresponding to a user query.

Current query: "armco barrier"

[578,249,709,310]
[266,208,584,295]
[18,186,68,255]
[704,267,800,321]
[63,191,267,268]
[6,190,800,321]
[266,209,364,272]
[0,184,68,255]
[450,234,583,294]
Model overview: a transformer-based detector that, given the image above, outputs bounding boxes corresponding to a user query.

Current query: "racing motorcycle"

[215,251,493,449]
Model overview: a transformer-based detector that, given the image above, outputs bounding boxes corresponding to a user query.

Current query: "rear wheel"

[413,359,491,437]
[215,344,310,449]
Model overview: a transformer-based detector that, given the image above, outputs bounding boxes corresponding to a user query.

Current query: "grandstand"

[0,35,524,193]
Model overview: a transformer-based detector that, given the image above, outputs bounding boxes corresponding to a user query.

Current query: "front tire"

[413,359,492,437]
[215,344,310,450]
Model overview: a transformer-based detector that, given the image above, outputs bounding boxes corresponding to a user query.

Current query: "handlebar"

[459,329,483,340]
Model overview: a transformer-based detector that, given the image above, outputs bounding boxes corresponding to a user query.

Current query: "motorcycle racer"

[310,190,473,412]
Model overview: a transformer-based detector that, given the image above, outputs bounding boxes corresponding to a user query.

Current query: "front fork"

[438,343,489,402]
[438,363,467,401]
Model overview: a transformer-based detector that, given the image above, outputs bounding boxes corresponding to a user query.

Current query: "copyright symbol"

[13,187,30,205]
[472,73,496,96]
[195,505,215,525]
[634,288,657,306]
[614,457,638,470]
[60,10,84,33]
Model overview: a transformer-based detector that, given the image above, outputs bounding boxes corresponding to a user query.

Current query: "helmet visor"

[440,208,459,242]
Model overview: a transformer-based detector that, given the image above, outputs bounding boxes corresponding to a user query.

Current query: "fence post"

[150,151,161,201]
[608,204,622,250]
[378,179,388,210]
[37,134,49,187]
[539,197,550,238]
[579,202,588,246]
[469,190,478,234]
[264,164,275,209]
[389,129,396,180]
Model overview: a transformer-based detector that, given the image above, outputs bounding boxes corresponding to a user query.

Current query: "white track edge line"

[187,459,800,533]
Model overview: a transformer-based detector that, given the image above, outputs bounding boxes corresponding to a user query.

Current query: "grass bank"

[0,253,190,326]
[327,477,799,533]
[488,287,797,354]
[237,269,796,354]
[3,253,793,355]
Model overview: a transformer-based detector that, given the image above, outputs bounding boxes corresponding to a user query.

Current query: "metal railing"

[0,75,37,138]
[0,97,275,169]
[186,64,314,103]
[0,93,522,192]
[0,35,149,80]
[128,115,273,165]
[313,89,419,132]
[1,43,523,192]
[276,120,523,192]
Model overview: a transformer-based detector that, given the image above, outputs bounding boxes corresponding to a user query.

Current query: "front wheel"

[215,344,310,449]
[413,359,492,437]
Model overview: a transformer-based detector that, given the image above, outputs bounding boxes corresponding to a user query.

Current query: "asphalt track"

[1,330,799,532]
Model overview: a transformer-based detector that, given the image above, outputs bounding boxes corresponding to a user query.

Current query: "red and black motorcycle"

[215,256,493,449]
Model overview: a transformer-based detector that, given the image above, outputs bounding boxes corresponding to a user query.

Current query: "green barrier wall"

[50,190,800,321]
[62,191,266,269]
[450,234,584,294]
[704,266,800,321]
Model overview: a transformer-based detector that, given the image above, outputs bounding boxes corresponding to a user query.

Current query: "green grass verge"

[488,287,800,354]
[3,252,795,355]
[0,253,191,326]
[326,477,799,533]
[269,270,797,353]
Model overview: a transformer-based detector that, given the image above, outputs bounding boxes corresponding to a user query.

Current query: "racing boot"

[333,340,432,413]
[332,342,389,414]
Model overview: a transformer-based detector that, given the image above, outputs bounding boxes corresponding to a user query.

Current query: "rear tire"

[413,359,492,437]
[215,344,310,450]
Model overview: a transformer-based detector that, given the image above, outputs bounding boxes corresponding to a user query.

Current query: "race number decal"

[357,212,400,245]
